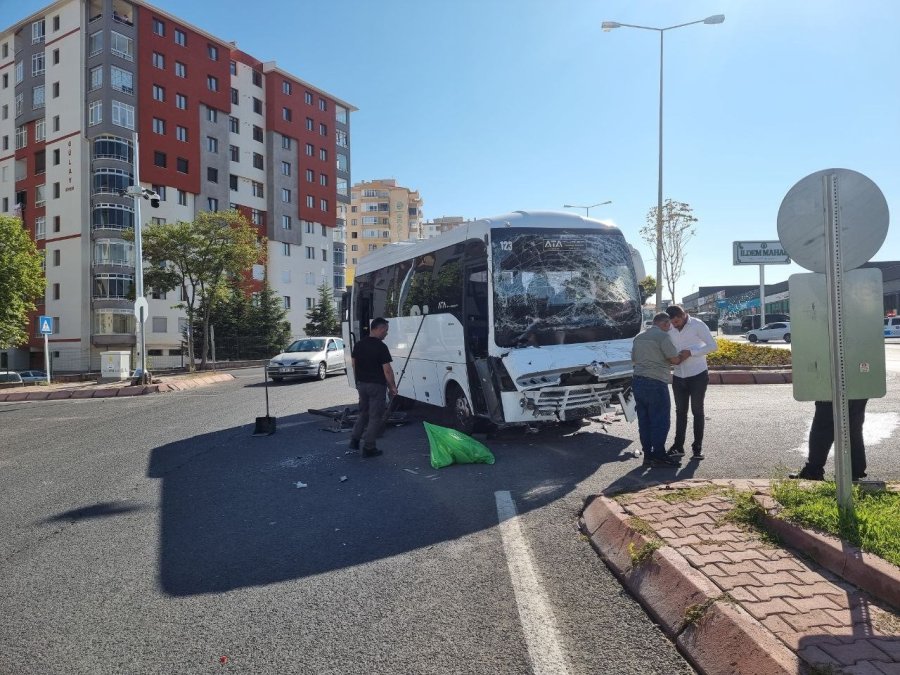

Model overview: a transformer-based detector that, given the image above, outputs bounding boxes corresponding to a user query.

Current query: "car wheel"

[316,362,327,380]
[748,334,758,343]
[445,383,475,435]
[784,333,791,343]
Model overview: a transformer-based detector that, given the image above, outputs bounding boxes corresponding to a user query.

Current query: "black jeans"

[805,400,868,478]
[351,381,388,450]
[672,370,709,452]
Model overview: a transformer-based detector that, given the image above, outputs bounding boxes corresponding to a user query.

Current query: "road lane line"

[495,490,571,675]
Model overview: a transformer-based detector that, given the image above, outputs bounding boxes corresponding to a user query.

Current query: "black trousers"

[805,399,868,478]
[672,370,709,451]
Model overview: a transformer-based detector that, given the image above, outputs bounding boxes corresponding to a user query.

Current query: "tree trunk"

[185,299,196,372]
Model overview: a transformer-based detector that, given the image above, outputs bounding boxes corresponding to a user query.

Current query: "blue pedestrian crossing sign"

[38,315,53,335]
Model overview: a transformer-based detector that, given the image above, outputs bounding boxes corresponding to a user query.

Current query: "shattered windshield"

[491,228,641,347]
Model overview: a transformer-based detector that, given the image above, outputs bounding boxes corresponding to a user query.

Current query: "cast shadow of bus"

[146,408,635,597]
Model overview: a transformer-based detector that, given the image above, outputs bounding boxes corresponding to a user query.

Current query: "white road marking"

[494,490,571,675]
[791,412,900,455]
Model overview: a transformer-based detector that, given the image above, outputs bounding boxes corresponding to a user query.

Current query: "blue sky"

[12,0,900,302]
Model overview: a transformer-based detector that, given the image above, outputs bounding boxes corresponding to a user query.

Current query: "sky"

[8,0,900,302]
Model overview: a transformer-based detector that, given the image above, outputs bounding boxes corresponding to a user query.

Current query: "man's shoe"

[361,447,383,458]
[348,438,360,450]
[650,456,680,468]
[788,468,824,481]
[852,472,867,482]
[691,451,705,460]
[667,446,685,457]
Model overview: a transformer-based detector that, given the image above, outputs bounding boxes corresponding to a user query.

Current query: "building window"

[35,216,46,239]
[306,117,313,131]
[319,148,328,161]
[229,174,238,191]
[319,123,327,136]
[52,49,59,65]
[52,249,60,266]
[174,29,186,46]
[305,91,313,105]
[305,143,313,156]
[229,144,239,161]
[252,125,263,142]
[152,317,168,333]
[283,296,291,309]
[15,93,23,116]
[250,209,262,225]
[52,115,59,131]
[52,148,60,164]
[152,84,165,101]
[207,167,218,183]
[88,100,102,126]
[154,151,166,167]
[152,118,165,134]
[207,76,218,92]
[15,61,23,84]
[251,181,263,198]
[320,174,328,187]
[176,157,188,173]
[305,169,314,182]
[229,60,236,75]
[207,197,218,211]
[51,182,59,199]
[33,19,45,44]
[206,136,218,152]
[252,70,262,87]
[110,31,133,60]
[32,85,45,109]
[152,185,167,201]
[305,221,315,234]
[281,161,291,176]
[111,66,133,94]
[175,94,187,109]
[305,247,315,260]
[229,116,239,133]
[32,52,45,76]
[207,44,218,60]
[35,119,45,141]
[321,199,329,212]
[336,105,348,124]
[53,215,60,232]
[153,18,165,36]
[282,107,292,122]
[281,188,291,203]
[111,101,134,129]
[206,107,218,123]
[282,215,291,230]
[175,61,186,78]
[318,98,327,112]
[305,195,314,208]
[231,87,239,105]
[282,243,291,256]
[252,97,262,114]
[336,129,348,148]
[177,190,187,205]
[89,31,103,56]
[282,80,292,95]
[252,153,263,170]
[176,125,187,142]
[281,135,292,150]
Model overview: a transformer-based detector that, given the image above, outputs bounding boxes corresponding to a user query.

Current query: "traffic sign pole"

[43,333,50,384]
[759,264,766,329]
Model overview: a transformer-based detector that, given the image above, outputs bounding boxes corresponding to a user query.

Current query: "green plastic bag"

[424,422,496,469]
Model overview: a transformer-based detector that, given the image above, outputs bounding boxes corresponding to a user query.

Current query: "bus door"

[464,263,502,421]
[341,290,356,388]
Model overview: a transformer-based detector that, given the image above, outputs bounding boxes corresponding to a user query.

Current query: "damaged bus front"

[343,211,643,433]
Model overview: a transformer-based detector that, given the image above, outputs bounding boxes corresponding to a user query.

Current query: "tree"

[304,282,340,336]
[131,210,262,370]
[252,285,292,356]
[638,275,657,303]
[640,199,698,305]
[0,215,46,349]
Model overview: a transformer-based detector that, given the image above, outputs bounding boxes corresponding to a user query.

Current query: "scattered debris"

[403,468,419,475]
[295,481,308,489]
[339,475,348,482]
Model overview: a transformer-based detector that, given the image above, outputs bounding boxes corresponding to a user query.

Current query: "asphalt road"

[1,354,898,674]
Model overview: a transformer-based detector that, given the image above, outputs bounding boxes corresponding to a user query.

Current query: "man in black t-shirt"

[349,317,398,457]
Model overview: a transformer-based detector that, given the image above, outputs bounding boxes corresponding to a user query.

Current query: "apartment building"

[420,215,469,239]
[346,178,422,282]
[0,0,354,372]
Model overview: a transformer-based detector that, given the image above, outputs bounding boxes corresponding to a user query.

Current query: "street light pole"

[563,200,612,218]
[602,15,724,310]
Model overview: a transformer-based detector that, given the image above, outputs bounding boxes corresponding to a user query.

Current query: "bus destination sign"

[733,240,791,265]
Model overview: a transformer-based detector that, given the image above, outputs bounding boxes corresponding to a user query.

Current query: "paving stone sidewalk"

[0,372,234,402]
[582,479,900,675]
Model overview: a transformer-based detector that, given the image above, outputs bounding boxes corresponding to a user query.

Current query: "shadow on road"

[40,501,146,524]
[146,406,636,596]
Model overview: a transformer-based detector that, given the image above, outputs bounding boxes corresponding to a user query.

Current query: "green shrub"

[707,338,792,367]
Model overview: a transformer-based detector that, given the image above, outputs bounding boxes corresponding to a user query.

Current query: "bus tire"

[445,383,475,435]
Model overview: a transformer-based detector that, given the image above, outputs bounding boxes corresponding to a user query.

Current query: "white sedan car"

[747,321,791,344]
[266,337,346,382]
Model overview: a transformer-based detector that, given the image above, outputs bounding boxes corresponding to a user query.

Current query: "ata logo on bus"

[544,240,564,248]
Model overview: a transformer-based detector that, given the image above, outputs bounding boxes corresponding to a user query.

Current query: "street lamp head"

[703,14,725,24]
[601,21,621,32]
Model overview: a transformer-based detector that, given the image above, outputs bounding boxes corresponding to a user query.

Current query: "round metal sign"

[776,168,888,274]
[134,297,149,321]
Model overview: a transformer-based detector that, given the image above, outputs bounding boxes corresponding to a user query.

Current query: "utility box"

[100,351,131,381]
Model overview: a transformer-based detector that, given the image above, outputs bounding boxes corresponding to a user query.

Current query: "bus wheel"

[446,384,475,435]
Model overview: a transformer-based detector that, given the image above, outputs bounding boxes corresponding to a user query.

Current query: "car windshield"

[0,373,21,382]
[285,339,326,352]
[491,227,641,347]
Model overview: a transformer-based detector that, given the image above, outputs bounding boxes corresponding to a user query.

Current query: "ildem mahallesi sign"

[733,240,791,265]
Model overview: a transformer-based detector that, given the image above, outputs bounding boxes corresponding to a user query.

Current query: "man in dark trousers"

[790,399,869,480]
[349,317,398,457]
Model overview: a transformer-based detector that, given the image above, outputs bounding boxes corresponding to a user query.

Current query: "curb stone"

[0,373,234,402]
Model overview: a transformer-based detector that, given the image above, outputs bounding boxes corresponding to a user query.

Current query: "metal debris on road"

[339,475,348,482]
[295,481,308,488]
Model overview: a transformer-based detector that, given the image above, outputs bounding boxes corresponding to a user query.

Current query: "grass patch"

[628,539,662,565]
[654,485,724,503]
[719,490,780,545]
[771,480,900,567]
[626,516,657,538]
[706,338,792,367]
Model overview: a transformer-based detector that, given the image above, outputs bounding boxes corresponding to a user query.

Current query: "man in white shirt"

[665,305,718,460]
